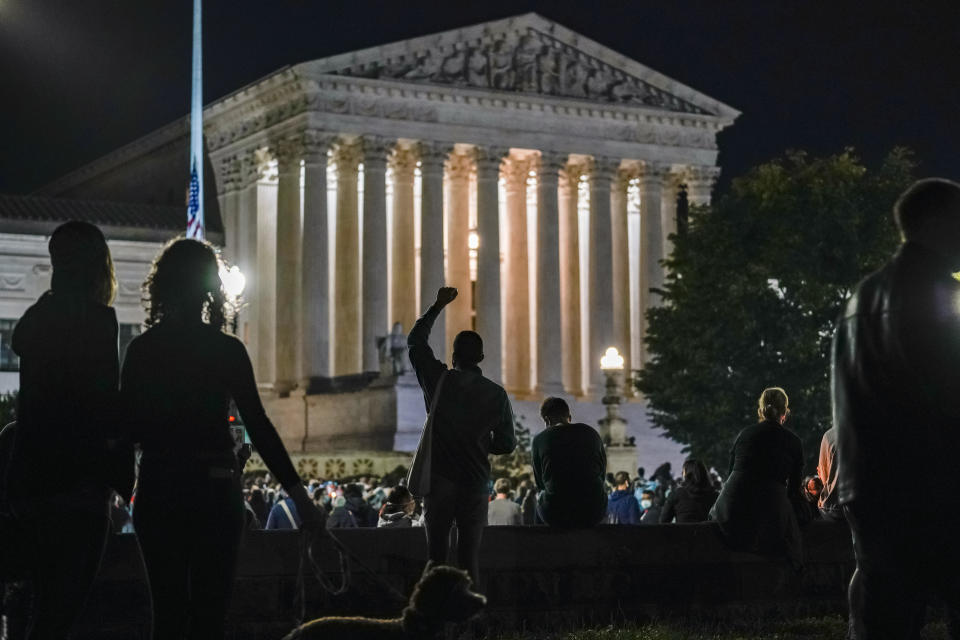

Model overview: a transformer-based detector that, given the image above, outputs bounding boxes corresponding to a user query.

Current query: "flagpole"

[187,0,205,239]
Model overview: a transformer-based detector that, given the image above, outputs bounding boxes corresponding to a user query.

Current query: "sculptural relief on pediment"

[329,28,711,115]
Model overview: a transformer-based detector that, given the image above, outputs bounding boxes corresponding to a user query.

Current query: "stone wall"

[51,521,853,639]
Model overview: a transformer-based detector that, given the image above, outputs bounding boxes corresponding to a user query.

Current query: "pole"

[187,0,205,239]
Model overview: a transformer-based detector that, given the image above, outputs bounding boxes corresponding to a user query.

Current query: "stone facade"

[27,13,738,466]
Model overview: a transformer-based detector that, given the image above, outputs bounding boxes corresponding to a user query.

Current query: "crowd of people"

[4,177,960,638]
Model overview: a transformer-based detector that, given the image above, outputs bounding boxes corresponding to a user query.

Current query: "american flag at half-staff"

[186,0,204,240]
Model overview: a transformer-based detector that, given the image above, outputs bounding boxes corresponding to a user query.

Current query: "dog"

[282,563,487,639]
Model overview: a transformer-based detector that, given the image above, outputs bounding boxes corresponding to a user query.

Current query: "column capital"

[560,162,584,191]
[502,156,531,192]
[474,145,510,176]
[272,136,303,173]
[389,146,418,182]
[538,150,569,175]
[638,161,672,185]
[592,155,621,184]
[445,152,474,182]
[333,140,363,172]
[361,135,392,170]
[417,141,453,175]
[301,129,337,162]
[684,165,722,186]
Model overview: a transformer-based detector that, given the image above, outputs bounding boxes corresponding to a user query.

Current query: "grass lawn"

[496,616,950,639]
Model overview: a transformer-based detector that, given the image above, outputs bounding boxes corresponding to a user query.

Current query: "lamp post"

[599,346,637,473]
[219,264,246,335]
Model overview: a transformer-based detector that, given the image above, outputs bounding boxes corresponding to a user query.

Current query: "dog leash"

[294,527,409,626]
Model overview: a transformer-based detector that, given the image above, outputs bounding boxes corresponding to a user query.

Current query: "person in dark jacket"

[832,179,960,638]
[343,483,377,527]
[661,458,718,524]
[709,387,803,567]
[606,471,641,524]
[532,397,607,528]
[120,239,324,639]
[8,221,132,639]
[407,286,516,584]
[377,486,418,528]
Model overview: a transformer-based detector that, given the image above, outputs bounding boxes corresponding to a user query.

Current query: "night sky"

[1,1,957,195]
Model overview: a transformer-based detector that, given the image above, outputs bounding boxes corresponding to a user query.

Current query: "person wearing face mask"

[709,387,803,567]
[638,490,661,524]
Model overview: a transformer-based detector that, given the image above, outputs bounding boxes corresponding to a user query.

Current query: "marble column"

[238,151,260,366]
[274,138,303,394]
[254,149,278,385]
[661,170,682,259]
[474,145,508,385]
[419,142,449,361]
[362,136,390,374]
[611,168,632,380]
[685,165,721,207]
[333,140,363,376]
[536,150,567,396]
[638,162,668,368]
[558,162,583,396]
[588,156,619,396]
[216,156,242,265]
[390,147,418,335]
[502,155,531,395]
[300,131,334,389]
[445,152,474,352]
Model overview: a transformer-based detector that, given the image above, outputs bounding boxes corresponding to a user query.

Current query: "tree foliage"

[637,149,916,471]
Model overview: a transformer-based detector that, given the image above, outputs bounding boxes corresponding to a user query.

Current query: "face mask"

[640,500,653,510]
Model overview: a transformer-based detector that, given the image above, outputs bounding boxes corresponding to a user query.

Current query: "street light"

[219,264,246,335]
[599,346,637,473]
[220,264,246,300]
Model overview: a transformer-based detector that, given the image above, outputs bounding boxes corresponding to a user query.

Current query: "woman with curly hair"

[121,238,323,638]
[9,220,131,639]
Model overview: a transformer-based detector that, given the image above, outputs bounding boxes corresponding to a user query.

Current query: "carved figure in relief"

[437,44,467,83]
[402,50,441,80]
[585,66,613,99]
[563,54,589,98]
[537,46,561,95]
[467,46,489,87]
[514,34,541,92]
[490,38,516,90]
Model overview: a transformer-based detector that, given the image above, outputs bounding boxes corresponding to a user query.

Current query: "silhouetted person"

[709,387,803,567]
[660,458,718,524]
[8,220,132,639]
[833,178,960,638]
[531,397,607,528]
[120,239,323,639]
[407,286,516,585]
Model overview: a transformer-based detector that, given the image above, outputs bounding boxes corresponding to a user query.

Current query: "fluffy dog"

[282,564,487,639]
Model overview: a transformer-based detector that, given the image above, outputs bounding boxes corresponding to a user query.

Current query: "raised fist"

[435,287,458,307]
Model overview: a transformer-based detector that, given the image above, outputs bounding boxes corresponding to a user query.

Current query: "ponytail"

[757,387,789,422]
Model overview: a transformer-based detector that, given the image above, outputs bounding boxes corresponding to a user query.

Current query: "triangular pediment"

[303,13,737,119]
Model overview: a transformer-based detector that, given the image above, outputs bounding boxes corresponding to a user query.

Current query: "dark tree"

[637,149,916,471]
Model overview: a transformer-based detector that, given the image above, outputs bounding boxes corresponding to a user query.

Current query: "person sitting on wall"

[531,397,607,528]
[660,458,719,524]
[606,471,641,524]
[488,478,522,526]
[709,387,803,568]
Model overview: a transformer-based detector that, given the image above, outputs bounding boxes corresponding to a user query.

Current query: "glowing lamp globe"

[220,265,246,299]
[600,347,624,371]
[468,230,480,250]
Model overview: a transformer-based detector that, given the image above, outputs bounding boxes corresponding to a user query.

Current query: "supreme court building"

[15,14,739,474]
